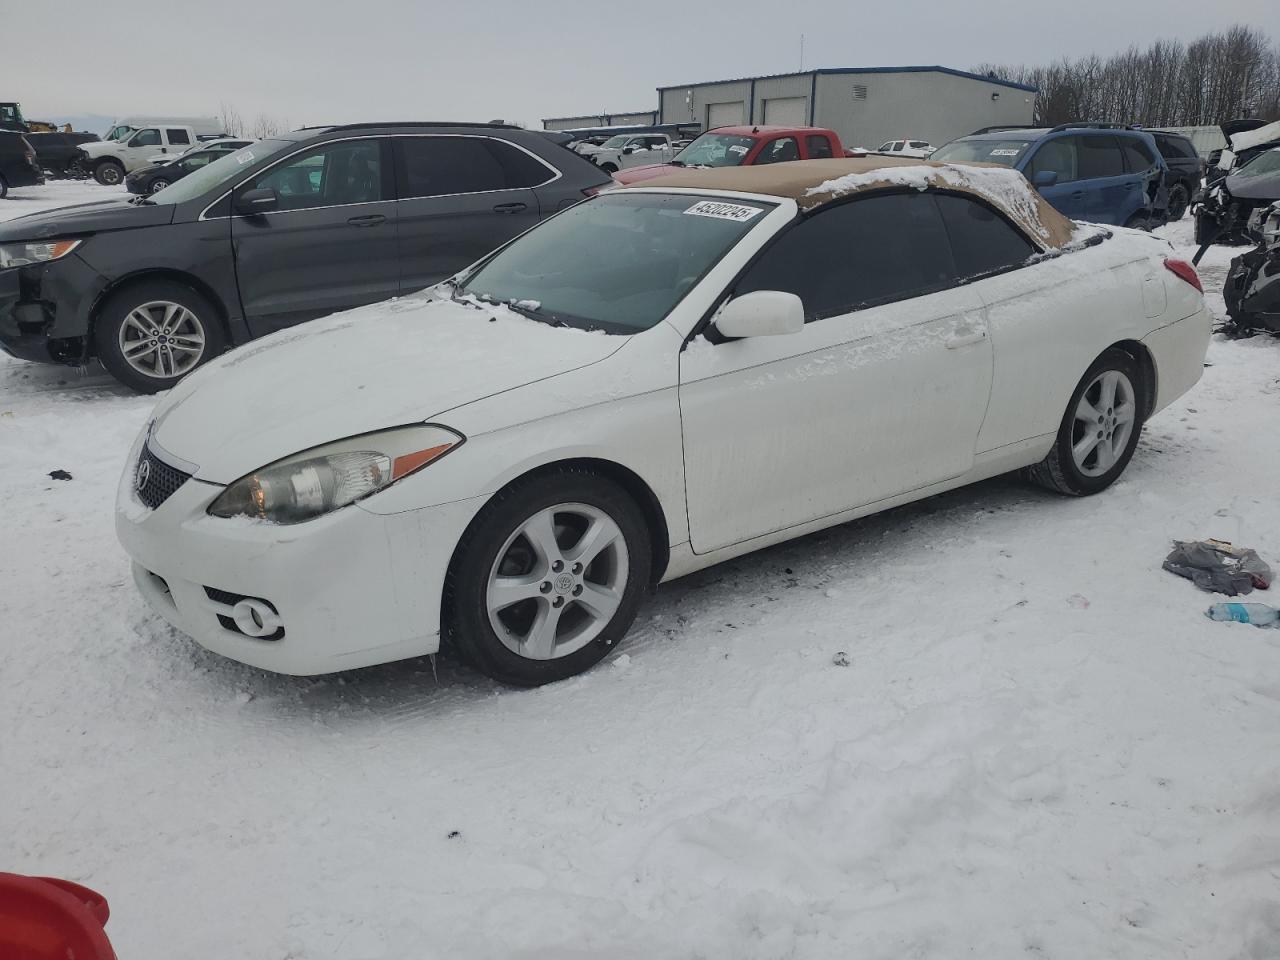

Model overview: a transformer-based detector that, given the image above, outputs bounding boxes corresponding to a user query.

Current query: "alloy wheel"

[486,502,629,660]
[1071,369,1137,477]
[117,300,207,379]
[150,179,169,194]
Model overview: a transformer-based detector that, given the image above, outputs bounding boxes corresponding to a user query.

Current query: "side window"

[806,135,834,159]
[1120,136,1156,173]
[736,192,956,319]
[1076,135,1125,179]
[755,137,800,165]
[935,194,1037,279]
[891,141,905,152]
[909,141,930,149]
[130,128,161,147]
[644,136,666,149]
[245,139,384,211]
[878,142,893,151]
[398,136,548,198]
[1028,137,1077,183]
[166,128,191,146]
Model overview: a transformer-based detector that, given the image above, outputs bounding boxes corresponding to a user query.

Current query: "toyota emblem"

[135,459,151,492]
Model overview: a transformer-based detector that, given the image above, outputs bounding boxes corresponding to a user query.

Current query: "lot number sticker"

[989,148,1021,157]
[684,201,763,222]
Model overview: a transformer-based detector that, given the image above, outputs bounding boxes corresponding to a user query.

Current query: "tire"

[599,162,618,174]
[1166,183,1190,221]
[1027,348,1145,496]
[445,471,652,686]
[92,278,225,393]
[93,160,124,186]
[1194,212,1214,246]
[1124,213,1152,231]
[149,178,170,194]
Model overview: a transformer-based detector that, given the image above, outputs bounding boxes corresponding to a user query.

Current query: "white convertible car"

[116,157,1211,685]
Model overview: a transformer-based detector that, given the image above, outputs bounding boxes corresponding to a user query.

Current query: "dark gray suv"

[0,123,611,391]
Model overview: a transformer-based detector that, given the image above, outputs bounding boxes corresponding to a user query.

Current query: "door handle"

[946,329,987,350]
[493,202,528,214]
[347,214,386,227]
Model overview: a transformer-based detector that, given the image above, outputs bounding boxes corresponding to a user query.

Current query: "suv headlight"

[208,425,463,524]
[0,239,81,270]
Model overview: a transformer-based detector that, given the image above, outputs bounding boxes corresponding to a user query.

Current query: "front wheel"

[93,161,124,186]
[93,279,225,393]
[1027,348,1145,496]
[446,472,652,686]
[149,177,170,194]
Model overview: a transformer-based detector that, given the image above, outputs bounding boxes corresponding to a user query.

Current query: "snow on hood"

[151,290,627,484]
[805,162,1074,246]
[1230,120,1280,153]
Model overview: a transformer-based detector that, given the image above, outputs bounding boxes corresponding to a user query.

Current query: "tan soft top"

[621,156,1077,249]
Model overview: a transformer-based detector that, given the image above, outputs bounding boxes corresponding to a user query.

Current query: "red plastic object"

[1164,257,1204,294]
[0,873,116,960]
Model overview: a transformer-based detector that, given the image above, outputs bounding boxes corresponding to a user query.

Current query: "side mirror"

[713,290,804,339]
[622,146,635,155]
[235,187,279,215]
[1032,170,1058,188]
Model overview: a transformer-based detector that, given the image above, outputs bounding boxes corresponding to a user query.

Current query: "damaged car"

[1223,197,1280,335]
[1195,121,1280,244]
[1193,146,1280,253]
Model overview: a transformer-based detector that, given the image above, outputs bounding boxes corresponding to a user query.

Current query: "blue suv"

[931,124,1169,227]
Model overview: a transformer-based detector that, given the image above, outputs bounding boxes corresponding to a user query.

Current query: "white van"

[81,121,228,185]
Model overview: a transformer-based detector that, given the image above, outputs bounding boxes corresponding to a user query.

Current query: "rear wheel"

[1027,348,1145,496]
[446,472,651,686]
[93,279,225,393]
[94,160,124,186]
[1166,183,1190,221]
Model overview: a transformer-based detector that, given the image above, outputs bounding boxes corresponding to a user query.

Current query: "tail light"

[1164,257,1203,294]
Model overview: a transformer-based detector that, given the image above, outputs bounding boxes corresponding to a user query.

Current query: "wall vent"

[852,84,868,101]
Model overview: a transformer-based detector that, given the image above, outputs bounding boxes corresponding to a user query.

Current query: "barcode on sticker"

[684,201,762,222]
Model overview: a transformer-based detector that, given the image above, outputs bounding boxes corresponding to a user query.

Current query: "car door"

[1025,135,1088,219]
[394,134,544,294]
[679,191,993,553]
[123,127,163,168]
[1074,134,1132,224]
[231,137,399,334]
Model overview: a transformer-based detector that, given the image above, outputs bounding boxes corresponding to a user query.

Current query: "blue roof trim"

[657,65,1037,94]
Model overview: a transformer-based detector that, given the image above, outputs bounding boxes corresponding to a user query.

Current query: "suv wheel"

[1166,184,1190,221]
[93,279,226,393]
[94,161,124,186]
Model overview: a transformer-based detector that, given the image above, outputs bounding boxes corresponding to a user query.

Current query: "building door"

[706,101,745,129]
[762,97,808,126]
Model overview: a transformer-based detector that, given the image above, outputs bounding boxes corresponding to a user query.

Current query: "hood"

[0,198,175,241]
[1225,165,1280,202]
[612,163,677,185]
[152,292,629,484]
[1229,120,1280,154]
[1222,118,1268,140]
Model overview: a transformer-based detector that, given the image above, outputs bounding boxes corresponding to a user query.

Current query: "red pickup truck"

[611,125,861,185]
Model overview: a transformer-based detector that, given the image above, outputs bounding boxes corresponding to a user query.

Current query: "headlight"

[207,425,463,524]
[0,239,82,270]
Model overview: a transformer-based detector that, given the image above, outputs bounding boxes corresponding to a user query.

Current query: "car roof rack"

[968,124,1042,135]
[325,121,521,132]
[1048,122,1143,132]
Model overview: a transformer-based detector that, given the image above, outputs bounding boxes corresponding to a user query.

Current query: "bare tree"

[218,102,245,138]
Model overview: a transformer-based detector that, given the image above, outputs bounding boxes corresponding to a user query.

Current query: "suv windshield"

[456,192,772,333]
[930,139,1033,166]
[1235,148,1280,179]
[145,140,290,205]
[675,133,756,167]
[601,135,630,149]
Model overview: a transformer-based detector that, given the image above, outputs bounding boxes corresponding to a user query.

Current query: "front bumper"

[0,254,107,363]
[114,442,487,675]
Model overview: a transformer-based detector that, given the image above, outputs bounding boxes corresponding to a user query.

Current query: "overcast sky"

[8,0,1274,130]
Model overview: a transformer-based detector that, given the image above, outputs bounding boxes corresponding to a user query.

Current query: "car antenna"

[752,125,759,134]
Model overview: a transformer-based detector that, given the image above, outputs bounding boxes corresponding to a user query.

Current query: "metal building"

[657,66,1037,149]
[543,110,658,132]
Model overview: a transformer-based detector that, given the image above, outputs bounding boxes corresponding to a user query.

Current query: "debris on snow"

[832,651,851,667]
[47,469,73,481]
[1164,539,1273,595]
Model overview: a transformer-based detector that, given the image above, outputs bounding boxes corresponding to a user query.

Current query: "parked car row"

[124,138,253,195]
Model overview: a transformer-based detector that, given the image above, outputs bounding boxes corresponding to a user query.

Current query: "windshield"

[1,104,22,125]
[601,135,629,149]
[456,192,772,333]
[106,125,135,141]
[930,139,1033,166]
[1235,148,1280,179]
[146,140,290,204]
[675,133,756,168]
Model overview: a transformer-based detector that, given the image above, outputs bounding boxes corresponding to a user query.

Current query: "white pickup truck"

[79,123,225,185]
[588,133,677,173]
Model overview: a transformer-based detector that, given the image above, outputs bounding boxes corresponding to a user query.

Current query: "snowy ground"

[3,181,1280,959]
